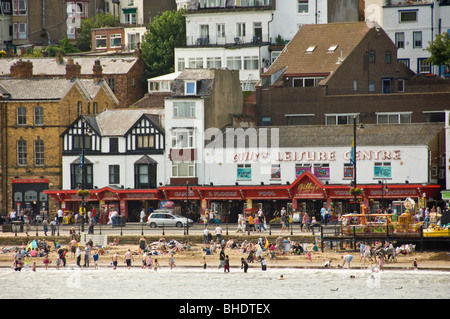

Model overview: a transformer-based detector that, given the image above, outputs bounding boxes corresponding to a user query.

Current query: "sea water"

[0,266,449,299]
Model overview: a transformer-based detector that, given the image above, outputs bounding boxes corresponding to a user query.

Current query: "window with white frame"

[376,112,411,124]
[184,81,197,96]
[17,140,27,166]
[13,23,27,40]
[17,106,26,125]
[171,130,194,148]
[298,0,308,13]
[188,57,203,69]
[124,13,137,24]
[173,101,196,118]
[227,56,242,70]
[216,23,225,41]
[236,23,246,38]
[12,0,26,15]
[177,58,185,71]
[172,161,195,177]
[34,140,44,166]
[110,34,122,48]
[2,1,11,13]
[413,31,422,48]
[325,113,359,125]
[418,58,431,73]
[395,32,405,48]
[34,106,44,126]
[244,56,258,70]
[95,35,107,49]
[207,57,222,68]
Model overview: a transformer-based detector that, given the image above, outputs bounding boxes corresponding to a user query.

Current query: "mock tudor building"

[45,109,165,220]
[257,22,450,126]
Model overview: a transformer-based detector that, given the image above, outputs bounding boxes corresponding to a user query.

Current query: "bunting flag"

[350,138,355,166]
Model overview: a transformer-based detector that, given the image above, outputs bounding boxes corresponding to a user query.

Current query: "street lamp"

[378,179,388,212]
[80,118,93,232]
[352,115,364,214]
[185,182,192,235]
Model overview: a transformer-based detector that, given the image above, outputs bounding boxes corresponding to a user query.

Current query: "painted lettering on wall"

[233,150,401,162]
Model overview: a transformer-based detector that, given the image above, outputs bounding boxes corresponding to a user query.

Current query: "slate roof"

[263,22,371,80]
[0,56,139,77]
[0,78,75,100]
[218,123,444,148]
[172,69,215,97]
[86,108,164,137]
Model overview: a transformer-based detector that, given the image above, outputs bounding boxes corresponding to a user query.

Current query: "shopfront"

[46,172,441,223]
[45,187,162,222]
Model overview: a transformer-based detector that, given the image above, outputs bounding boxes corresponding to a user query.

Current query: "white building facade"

[365,0,450,75]
[176,0,360,90]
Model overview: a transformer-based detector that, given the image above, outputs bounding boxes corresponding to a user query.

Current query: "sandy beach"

[1,233,450,271]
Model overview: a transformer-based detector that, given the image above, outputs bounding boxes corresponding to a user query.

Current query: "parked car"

[147,210,193,228]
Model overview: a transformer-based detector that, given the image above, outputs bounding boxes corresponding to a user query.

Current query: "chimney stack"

[92,60,103,83]
[10,59,33,78]
[65,58,81,80]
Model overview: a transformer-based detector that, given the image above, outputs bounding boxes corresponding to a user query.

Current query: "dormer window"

[185,80,197,95]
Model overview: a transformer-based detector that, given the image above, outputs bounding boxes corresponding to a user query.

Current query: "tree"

[141,10,186,79]
[45,37,80,56]
[77,13,120,51]
[426,32,450,68]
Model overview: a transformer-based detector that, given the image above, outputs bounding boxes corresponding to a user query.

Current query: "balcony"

[186,34,269,48]
[191,0,274,11]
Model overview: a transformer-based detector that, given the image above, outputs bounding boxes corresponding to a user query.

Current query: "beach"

[1,233,450,271]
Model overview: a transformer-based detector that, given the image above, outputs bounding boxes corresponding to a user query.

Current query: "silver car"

[147,210,193,228]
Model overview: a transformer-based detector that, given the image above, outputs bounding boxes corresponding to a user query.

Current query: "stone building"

[0,76,118,217]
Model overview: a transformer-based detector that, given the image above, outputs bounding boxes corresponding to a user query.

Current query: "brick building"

[0,50,146,107]
[257,22,450,126]
[0,75,118,218]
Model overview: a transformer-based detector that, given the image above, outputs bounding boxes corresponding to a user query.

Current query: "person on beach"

[124,249,133,269]
[139,237,147,253]
[93,250,99,269]
[224,255,230,273]
[76,245,82,267]
[341,253,353,268]
[84,244,91,268]
[413,258,418,270]
[43,254,50,270]
[241,257,249,273]
[261,257,267,271]
[307,251,312,263]
[202,256,207,270]
[169,253,176,269]
[218,246,226,269]
[147,254,153,270]
[112,252,119,270]
[154,258,160,271]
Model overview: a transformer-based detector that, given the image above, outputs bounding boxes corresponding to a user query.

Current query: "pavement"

[0,222,318,240]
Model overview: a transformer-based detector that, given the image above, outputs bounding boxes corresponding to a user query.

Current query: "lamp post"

[80,118,93,233]
[185,182,192,235]
[352,115,364,214]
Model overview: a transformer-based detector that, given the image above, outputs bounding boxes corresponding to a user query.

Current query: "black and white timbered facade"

[61,110,165,191]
